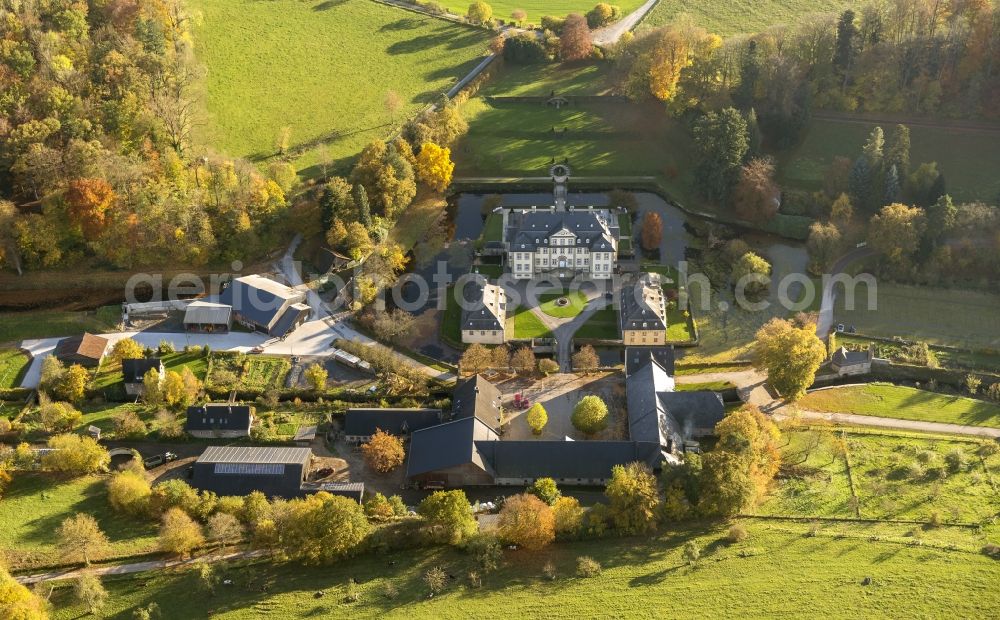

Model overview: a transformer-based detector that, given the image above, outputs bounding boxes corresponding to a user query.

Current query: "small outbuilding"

[121,358,164,397]
[184,404,254,438]
[831,346,874,376]
[191,445,312,498]
[55,333,109,368]
[183,301,233,333]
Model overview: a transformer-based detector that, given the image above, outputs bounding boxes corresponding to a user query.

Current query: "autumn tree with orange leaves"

[66,178,115,240]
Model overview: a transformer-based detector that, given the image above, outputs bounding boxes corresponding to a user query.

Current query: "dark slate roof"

[406,416,498,478]
[625,358,676,446]
[459,277,505,332]
[505,209,618,253]
[659,391,726,434]
[625,347,675,377]
[832,346,873,366]
[219,275,302,330]
[315,247,351,274]
[301,481,365,502]
[270,303,311,337]
[620,273,667,331]
[196,445,311,466]
[452,375,502,432]
[344,408,444,437]
[121,358,162,384]
[476,440,662,480]
[56,333,109,361]
[185,404,254,432]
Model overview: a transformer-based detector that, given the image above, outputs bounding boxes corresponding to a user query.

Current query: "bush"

[423,566,448,593]
[982,543,1000,559]
[540,14,565,33]
[727,524,749,543]
[503,34,548,64]
[538,358,559,375]
[944,448,968,473]
[542,560,557,580]
[576,555,601,577]
[107,470,152,516]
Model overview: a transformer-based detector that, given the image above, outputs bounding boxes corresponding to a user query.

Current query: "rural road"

[815,246,878,337]
[695,369,1000,438]
[592,0,659,45]
[17,550,270,585]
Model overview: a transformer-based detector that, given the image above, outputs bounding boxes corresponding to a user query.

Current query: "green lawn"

[458,94,694,197]
[481,212,503,243]
[538,291,588,318]
[511,306,552,339]
[480,62,615,97]
[0,348,29,389]
[0,310,117,344]
[189,0,488,177]
[760,428,1000,522]
[666,305,695,342]
[675,380,736,391]
[575,305,619,339]
[440,0,645,26]
[0,473,159,570]
[442,285,463,344]
[50,519,1000,618]
[779,117,1000,203]
[798,383,1000,428]
[639,0,860,37]
[832,283,1000,349]
[90,350,210,392]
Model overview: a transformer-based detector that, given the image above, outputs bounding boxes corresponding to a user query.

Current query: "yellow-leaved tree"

[415,142,454,192]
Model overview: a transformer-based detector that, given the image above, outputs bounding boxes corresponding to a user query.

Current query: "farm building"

[183,301,233,333]
[55,333,109,368]
[191,446,312,498]
[626,356,724,455]
[478,440,662,486]
[184,404,254,438]
[452,374,503,432]
[219,274,310,337]
[625,347,675,377]
[343,408,444,443]
[406,417,499,487]
[121,358,164,396]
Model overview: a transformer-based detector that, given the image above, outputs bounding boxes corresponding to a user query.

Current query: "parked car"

[143,452,178,469]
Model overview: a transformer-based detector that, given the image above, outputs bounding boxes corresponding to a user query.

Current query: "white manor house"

[503,207,620,280]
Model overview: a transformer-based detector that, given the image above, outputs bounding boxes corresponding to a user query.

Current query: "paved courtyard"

[502,371,627,441]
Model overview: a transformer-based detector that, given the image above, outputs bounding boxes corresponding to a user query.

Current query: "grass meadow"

[779,117,1000,203]
[576,305,618,339]
[0,348,29,389]
[538,290,588,318]
[189,0,488,177]
[831,282,1000,349]
[639,0,859,36]
[439,0,646,25]
[798,384,1000,428]
[0,473,159,570]
[759,427,1000,522]
[49,518,1000,618]
[0,309,118,344]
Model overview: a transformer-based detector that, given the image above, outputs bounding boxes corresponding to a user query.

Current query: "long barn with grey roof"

[191,446,312,498]
[504,207,619,280]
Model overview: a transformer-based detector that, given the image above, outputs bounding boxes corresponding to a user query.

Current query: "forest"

[0,0,295,271]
